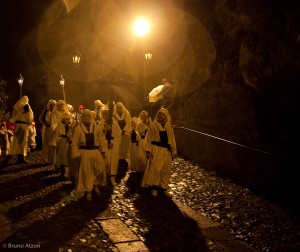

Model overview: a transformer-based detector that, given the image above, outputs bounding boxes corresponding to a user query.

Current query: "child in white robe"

[141,108,177,197]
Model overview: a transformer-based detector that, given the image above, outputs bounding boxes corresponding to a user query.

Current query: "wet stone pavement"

[0,152,300,251]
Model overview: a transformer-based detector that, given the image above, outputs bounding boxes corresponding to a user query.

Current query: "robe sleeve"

[111,123,122,146]
[9,109,22,123]
[95,125,107,153]
[50,112,59,133]
[144,123,154,153]
[71,125,81,158]
[27,104,34,123]
[51,124,59,147]
[123,112,132,133]
[67,124,75,143]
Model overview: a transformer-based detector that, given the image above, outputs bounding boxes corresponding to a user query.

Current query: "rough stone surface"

[1,152,300,252]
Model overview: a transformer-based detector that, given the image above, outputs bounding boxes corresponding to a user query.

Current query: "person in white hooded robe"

[67,104,76,124]
[39,99,56,163]
[49,100,68,170]
[9,96,34,163]
[98,109,122,186]
[65,103,80,187]
[129,117,146,172]
[141,108,177,197]
[113,102,131,168]
[28,120,37,151]
[94,99,105,125]
[0,119,13,156]
[52,112,72,179]
[137,110,151,158]
[125,116,147,192]
[71,109,107,201]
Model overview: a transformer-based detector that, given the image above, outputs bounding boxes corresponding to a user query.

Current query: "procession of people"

[0,78,177,201]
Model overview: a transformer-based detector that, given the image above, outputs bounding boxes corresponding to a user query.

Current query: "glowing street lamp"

[144,49,153,102]
[17,74,24,98]
[145,50,152,60]
[72,47,81,67]
[132,18,151,38]
[59,75,66,103]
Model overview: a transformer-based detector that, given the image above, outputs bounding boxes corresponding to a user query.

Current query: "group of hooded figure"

[10,95,177,200]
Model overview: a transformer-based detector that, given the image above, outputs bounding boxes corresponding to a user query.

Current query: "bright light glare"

[132,18,150,37]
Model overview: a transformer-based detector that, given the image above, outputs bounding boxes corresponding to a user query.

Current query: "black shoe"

[59,165,65,179]
[70,177,76,187]
[20,159,29,164]
[54,164,60,173]
[18,155,29,164]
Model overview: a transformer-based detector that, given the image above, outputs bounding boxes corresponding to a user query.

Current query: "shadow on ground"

[133,193,210,252]
[0,162,50,175]
[1,188,114,252]
[0,169,58,203]
[5,184,72,223]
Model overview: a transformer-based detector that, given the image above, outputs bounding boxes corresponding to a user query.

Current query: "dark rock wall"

[172,0,300,200]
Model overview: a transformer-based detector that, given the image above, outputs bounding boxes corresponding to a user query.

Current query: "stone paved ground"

[0,151,300,251]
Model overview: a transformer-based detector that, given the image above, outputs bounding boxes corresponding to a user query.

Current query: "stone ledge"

[115,241,149,252]
[173,199,219,228]
[99,219,141,243]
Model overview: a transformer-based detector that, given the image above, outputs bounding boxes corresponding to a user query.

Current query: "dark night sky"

[0,0,214,112]
[0,0,52,73]
[0,0,53,107]
[0,0,213,75]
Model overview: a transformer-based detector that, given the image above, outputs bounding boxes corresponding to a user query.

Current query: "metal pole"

[63,86,66,104]
[144,59,147,104]
[18,74,24,98]
[60,75,66,104]
[42,73,47,101]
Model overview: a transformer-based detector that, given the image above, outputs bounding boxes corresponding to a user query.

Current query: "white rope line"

[174,126,292,162]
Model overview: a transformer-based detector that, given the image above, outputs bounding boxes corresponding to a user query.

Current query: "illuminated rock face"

[170,0,300,199]
[172,0,300,157]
